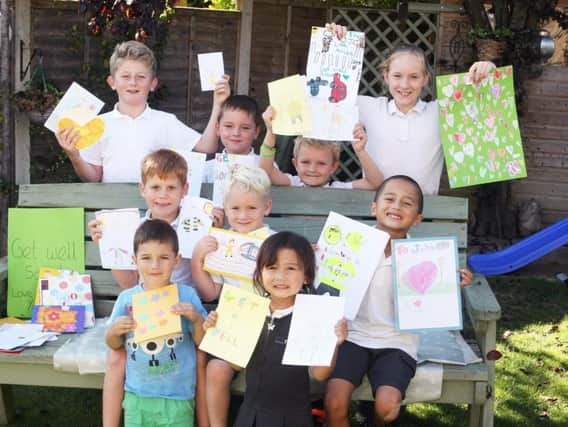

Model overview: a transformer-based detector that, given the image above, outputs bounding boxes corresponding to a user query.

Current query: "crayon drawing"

[96,208,140,270]
[177,196,214,258]
[132,284,181,344]
[267,74,312,136]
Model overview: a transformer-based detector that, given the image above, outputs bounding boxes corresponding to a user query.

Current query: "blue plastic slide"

[468,217,568,275]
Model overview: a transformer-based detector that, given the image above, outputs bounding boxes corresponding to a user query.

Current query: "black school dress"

[234,306,313,427]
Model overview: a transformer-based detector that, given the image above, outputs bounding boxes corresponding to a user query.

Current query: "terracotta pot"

[475,39,507,62]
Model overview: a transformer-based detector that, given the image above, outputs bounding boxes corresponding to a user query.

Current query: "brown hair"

[133,219,179,255]
[378,44,431,86]
[109,40,157,77]
[293,137,341,163]
[141,149,188,185]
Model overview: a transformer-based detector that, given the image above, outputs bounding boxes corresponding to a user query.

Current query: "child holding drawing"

[327,23,495,195]
[324,175,473,426]
[260,106,383,189]
[105,219,206,427]
[203,231,348,427]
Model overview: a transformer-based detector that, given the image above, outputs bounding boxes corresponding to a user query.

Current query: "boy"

[105,219,207,427]
[57,40,230,183]
[202,95,263,183]
[89,149,220,427]
[324,175,473,426]
[191,165,273,427]
[260,106,383,189]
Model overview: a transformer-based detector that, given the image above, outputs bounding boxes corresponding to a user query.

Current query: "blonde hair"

[378,45,431,85]
[109,40,157,77]
[224,165,271,201]
[141,149,188,185]
[293,137,341,163]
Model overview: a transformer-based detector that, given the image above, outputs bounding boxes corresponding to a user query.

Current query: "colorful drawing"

[203,228,266,283]
[34,267,95,328]
[177,196,214,258]
[199,286,270,367]
[95,208,140,270]
[44,82,105,134]
[198,52,224,91]
[392,237,462,331]
[436,66,527,188]
[268,74,313,136]
[314,212,389,320]
[212,153,257,207]
[32,305,85,333]
[282,294,344,366]
[132,284,182,344]
[7,208,85,318]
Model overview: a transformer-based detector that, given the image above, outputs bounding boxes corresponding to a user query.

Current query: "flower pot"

[475,39,507,62]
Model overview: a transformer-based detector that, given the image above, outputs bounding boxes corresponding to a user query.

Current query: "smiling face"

[292,144,339,187]
[372,178,423,239]
[224,185,272,233]
[383,53,429,114]
[107,59,157,110]
[134,240,180,290]
[216,109,260,155]
[261,248,306,309]
[139,173,188,224]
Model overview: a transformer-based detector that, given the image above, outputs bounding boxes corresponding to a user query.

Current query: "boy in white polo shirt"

[57,40,230,183]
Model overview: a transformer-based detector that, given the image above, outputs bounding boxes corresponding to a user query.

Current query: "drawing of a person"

[225,238,236,258]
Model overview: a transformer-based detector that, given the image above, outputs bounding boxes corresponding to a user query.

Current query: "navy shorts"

[331,341,417,397]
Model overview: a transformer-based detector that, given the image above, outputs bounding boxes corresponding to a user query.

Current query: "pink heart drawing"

[404,261,438,295]
[413,299,422,308]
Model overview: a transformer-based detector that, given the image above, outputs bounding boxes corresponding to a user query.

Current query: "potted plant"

[12,81,62,125]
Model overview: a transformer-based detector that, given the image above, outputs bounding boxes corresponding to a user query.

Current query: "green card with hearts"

[436,65,527,188]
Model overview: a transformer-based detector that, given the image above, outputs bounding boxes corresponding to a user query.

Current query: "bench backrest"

[17,183,468,316]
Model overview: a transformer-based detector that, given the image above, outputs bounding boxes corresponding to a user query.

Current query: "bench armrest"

[0,256,6,282]
[463,274,501,323]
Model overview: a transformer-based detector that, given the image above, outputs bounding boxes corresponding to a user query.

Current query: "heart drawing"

[404,261,438,295]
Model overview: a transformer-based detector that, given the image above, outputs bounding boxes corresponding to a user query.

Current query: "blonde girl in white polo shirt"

[327,24,495,195]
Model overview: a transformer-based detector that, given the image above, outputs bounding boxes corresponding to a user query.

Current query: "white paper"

[44,82,105,132]
[282,294,344,366]
[303,100,359,141]
[212,153,257,207]
[96,208,141,270]
[314,212,389,320]
[0,323,54,350]
[177,196,214,258]
[198,52,224,91]
[174,149,207,197]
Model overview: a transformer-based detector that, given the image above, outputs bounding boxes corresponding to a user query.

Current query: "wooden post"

[235,0,253,95]
[14,0,31,185]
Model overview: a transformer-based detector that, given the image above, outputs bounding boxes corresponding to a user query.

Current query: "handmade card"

[132,284,181,343]
[305,27,365,107]
[199,285,269,367]
[198,52,224,91]
[7,208,85,318]
[34,267,95,328]
[177,196,215,258]
[392,237,462,331]
[45,82,105,149]
[268,74,312,136]
[32,305,86,333]
[303,100,358,141]
[314,212,389,320]
[203,228,266,283]
[436,66,527,188]
[282,294,344,366]
[212,153,257,207]
[95,208,140,270]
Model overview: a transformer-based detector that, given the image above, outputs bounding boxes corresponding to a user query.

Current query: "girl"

[328,23,495,195]
[203,231,347,427]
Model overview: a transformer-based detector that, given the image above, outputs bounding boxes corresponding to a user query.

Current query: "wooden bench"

[0,183,501,426]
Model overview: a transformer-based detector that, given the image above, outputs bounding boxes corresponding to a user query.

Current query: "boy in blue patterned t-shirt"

[106,219,206,426]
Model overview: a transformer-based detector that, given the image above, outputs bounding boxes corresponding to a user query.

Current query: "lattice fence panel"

[331,7,440,181]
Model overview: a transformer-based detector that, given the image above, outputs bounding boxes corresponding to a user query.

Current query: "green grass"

[5,276,567,426]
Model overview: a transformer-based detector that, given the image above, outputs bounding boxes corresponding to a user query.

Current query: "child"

[203,231,348,427]
[89,149,220,427]
[328,24,495,195]
[324,175,473,426]
[191,165,273,427]
[57,40,230,183]
[260,106,383,189]
[105,219,207,427]
[202,95,263,183]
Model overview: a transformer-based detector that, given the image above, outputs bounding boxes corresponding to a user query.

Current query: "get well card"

[268,74,312,136]
[95,208,140,270]
[32,305,85,333]
[132,284,181,344]
[198,52,224,91]
[436,66,527,188]
[392,237,462,331]
[177,196,214,258]
[314,212,389,320]
[199,285,269,367]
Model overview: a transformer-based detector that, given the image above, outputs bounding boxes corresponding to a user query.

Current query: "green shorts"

[123,391,195,427]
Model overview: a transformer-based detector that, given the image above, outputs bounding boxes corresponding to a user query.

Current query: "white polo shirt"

[348,255,419,360]
[81,105,201,183]
[357,96,443,195]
